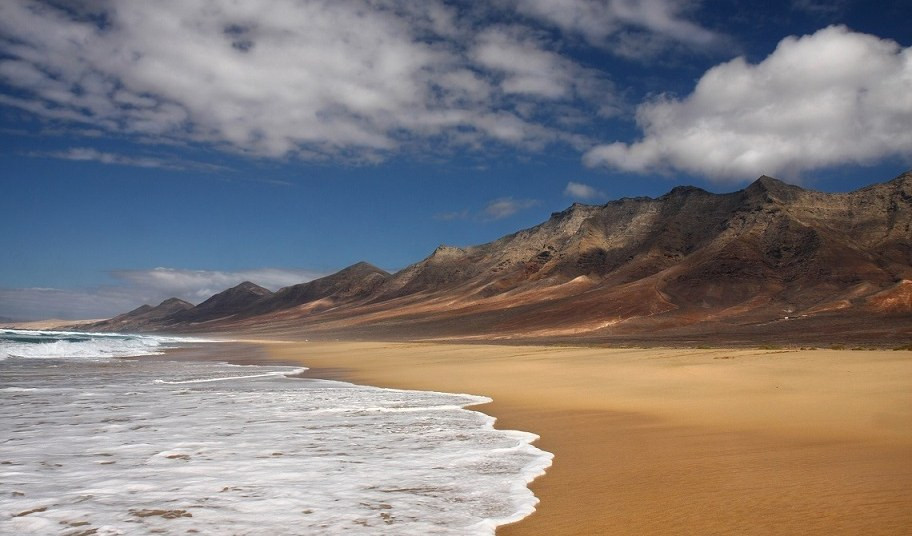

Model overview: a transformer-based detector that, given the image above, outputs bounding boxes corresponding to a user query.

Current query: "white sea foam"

[153,369,304,384]
[0,329,215,360]
[0,333,552,534]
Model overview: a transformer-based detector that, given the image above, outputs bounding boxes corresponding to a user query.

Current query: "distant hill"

[79,266,391,332]
[82,171,912,345]
[84,298,194,332]
[241,262,390,318]
[166,281,273,326]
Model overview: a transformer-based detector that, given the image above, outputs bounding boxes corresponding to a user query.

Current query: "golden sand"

[250,341,912,535]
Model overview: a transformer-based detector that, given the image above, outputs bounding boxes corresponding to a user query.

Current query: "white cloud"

[470,26,619,119]
[0,0,618,160]
[512,0,722,55]
[35,147,229,172]
[564,181,606,200]
[29,147,299,184]
[584,26,912,182]
[473,27,575,99]
[474,30,569,99]
[51,147,170,168]
[0,267,324,321]
[483,197,540,220]
[435,198,541,222]
[109,268,324,301]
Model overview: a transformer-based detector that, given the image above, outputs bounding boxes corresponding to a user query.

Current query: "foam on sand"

[0,332,552,534]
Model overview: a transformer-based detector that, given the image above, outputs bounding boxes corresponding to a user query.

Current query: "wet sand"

[203,341,912,535]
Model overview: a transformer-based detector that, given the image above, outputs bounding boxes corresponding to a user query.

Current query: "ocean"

[0,329,552,535]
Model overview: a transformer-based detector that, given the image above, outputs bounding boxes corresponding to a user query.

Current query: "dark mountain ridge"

[87,297,194,332]
[245,262,390,317]
[165,281,273,326]
[79,172,912,344]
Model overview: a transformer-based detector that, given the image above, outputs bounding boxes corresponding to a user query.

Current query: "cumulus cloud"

[483,197,540,220]
[472,26,616,107]
[512,0,722,55]
[564,181,606,200]
[584,26,912,182]
[0,0,623,161]
[0,267,324,321]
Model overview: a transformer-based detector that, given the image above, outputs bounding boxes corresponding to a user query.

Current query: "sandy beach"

[231,341,912,535]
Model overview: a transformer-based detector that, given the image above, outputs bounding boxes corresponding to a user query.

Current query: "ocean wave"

[0,329,214,360]
[0,357,552,534]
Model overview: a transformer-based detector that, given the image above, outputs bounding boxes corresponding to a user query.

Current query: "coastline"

[163,338,912,534]
[4,333,555,534]
[239,340,912,535]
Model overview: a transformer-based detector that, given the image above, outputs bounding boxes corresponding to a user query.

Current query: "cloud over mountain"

[584,26,912,182]
[1,2,907,191]
[109,268,324,301]
[0,267,321,320]
[564,181,606,200]
[483,197,541,220]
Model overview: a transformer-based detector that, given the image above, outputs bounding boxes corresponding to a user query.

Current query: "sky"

[1,0,911,320]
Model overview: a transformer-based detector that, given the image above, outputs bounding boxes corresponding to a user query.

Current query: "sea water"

[0,330,552,535]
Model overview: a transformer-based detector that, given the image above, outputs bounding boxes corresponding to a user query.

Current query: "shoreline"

[261,340,912,535]
[167,338,912,534]
[160,339,552,533]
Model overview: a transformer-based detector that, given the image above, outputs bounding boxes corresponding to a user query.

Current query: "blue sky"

[1,0,910,320]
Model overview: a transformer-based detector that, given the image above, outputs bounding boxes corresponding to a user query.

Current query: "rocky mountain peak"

[743,175,804,203]
[158,298,194,309]
[337,261,389,276]
[229,281,272,296]
[124,304,155,315]
[663,185,709,198]
[431,245,466,259]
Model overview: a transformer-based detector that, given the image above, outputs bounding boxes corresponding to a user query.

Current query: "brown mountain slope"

[165,281,273,327]
[242,262,391,318]
[232,172,910,342]
[83,298,194,332]
[94,172,912,344]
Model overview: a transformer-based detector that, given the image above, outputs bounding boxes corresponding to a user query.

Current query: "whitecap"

[0,356,552,535]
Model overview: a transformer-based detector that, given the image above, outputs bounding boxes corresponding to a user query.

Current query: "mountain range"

[81,172,912,345]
